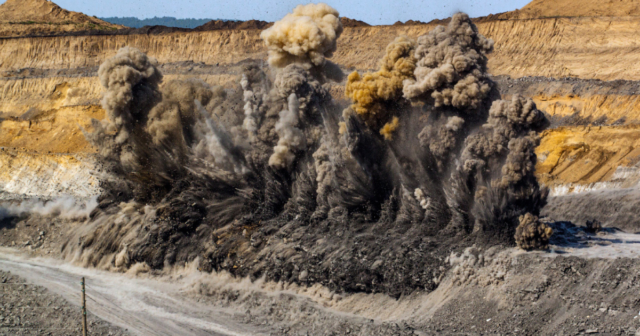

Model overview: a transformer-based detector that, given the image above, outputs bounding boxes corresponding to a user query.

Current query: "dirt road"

[0,249,265,336]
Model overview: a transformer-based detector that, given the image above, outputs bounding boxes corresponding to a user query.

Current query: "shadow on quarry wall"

[547,221,617,249]
[543,189,640,234]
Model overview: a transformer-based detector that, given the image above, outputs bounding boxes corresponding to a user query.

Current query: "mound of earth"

[341,17,370,27]
[499,0,640,19]
[0,0,123,37]
[391,19,427,26]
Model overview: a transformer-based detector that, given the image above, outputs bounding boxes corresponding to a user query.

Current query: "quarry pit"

[3,0,640,335]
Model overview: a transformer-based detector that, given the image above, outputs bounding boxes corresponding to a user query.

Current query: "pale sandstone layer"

[0,149,101,198]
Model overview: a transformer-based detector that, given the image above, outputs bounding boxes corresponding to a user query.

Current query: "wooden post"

[81,277,87,336]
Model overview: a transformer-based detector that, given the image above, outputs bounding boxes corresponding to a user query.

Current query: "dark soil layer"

[392,20,427,26]
[99,184,476,299]
[191,250,640,335]
[0,19,272,39]
[4,215,640,335]
[422,255,640,335]
[0,14,516,39]
[194,19,272,31]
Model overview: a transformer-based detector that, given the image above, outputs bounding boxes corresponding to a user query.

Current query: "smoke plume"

[345,36,416,136]
[91,46,163,176]
[0,197,98,220]
[403,13,493,111]
[515,213,553,250]
[269,93,305,168]
[260,3,343,70]
[147,78,219,164]
[241,65,269,142]
[268,64,330,168]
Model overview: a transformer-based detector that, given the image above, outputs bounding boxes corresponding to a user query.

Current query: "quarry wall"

[3,17,640,80]
[4,17,640,197]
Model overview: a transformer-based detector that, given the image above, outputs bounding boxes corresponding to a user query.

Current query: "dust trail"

[0,196,97,220]
[0,250,264,336]
[260,3,343,72]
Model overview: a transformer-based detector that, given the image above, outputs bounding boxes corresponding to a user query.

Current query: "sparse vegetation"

[9,20,37,24]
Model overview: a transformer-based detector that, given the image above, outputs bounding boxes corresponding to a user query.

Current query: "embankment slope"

[501,0,640,19]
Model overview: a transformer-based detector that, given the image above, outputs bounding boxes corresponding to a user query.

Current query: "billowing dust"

[5,6,552,297]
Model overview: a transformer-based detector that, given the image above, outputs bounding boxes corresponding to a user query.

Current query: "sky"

[1,0,532,25]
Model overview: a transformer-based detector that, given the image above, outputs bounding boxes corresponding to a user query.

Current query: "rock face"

[0,0,123,37]
[4,17,640,81]
[1,0,640,271]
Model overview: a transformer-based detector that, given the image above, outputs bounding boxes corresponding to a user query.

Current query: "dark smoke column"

[344,13,551,248]
[91,47,163,177]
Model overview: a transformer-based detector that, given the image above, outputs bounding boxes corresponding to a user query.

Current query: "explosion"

[344,35,416,137]
[70,8,549,297]
[403,13,494,110]
[260,3,343,70]
[515,213,553,250]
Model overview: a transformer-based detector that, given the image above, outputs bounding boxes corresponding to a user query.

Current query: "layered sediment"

[4,16,640,80]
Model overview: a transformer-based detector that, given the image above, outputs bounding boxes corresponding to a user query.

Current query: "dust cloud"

[48,8,550,296]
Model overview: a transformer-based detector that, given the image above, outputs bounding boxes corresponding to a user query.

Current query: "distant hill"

[0,0,123,37]
[497,0,640,19]
[100,17,216,29]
